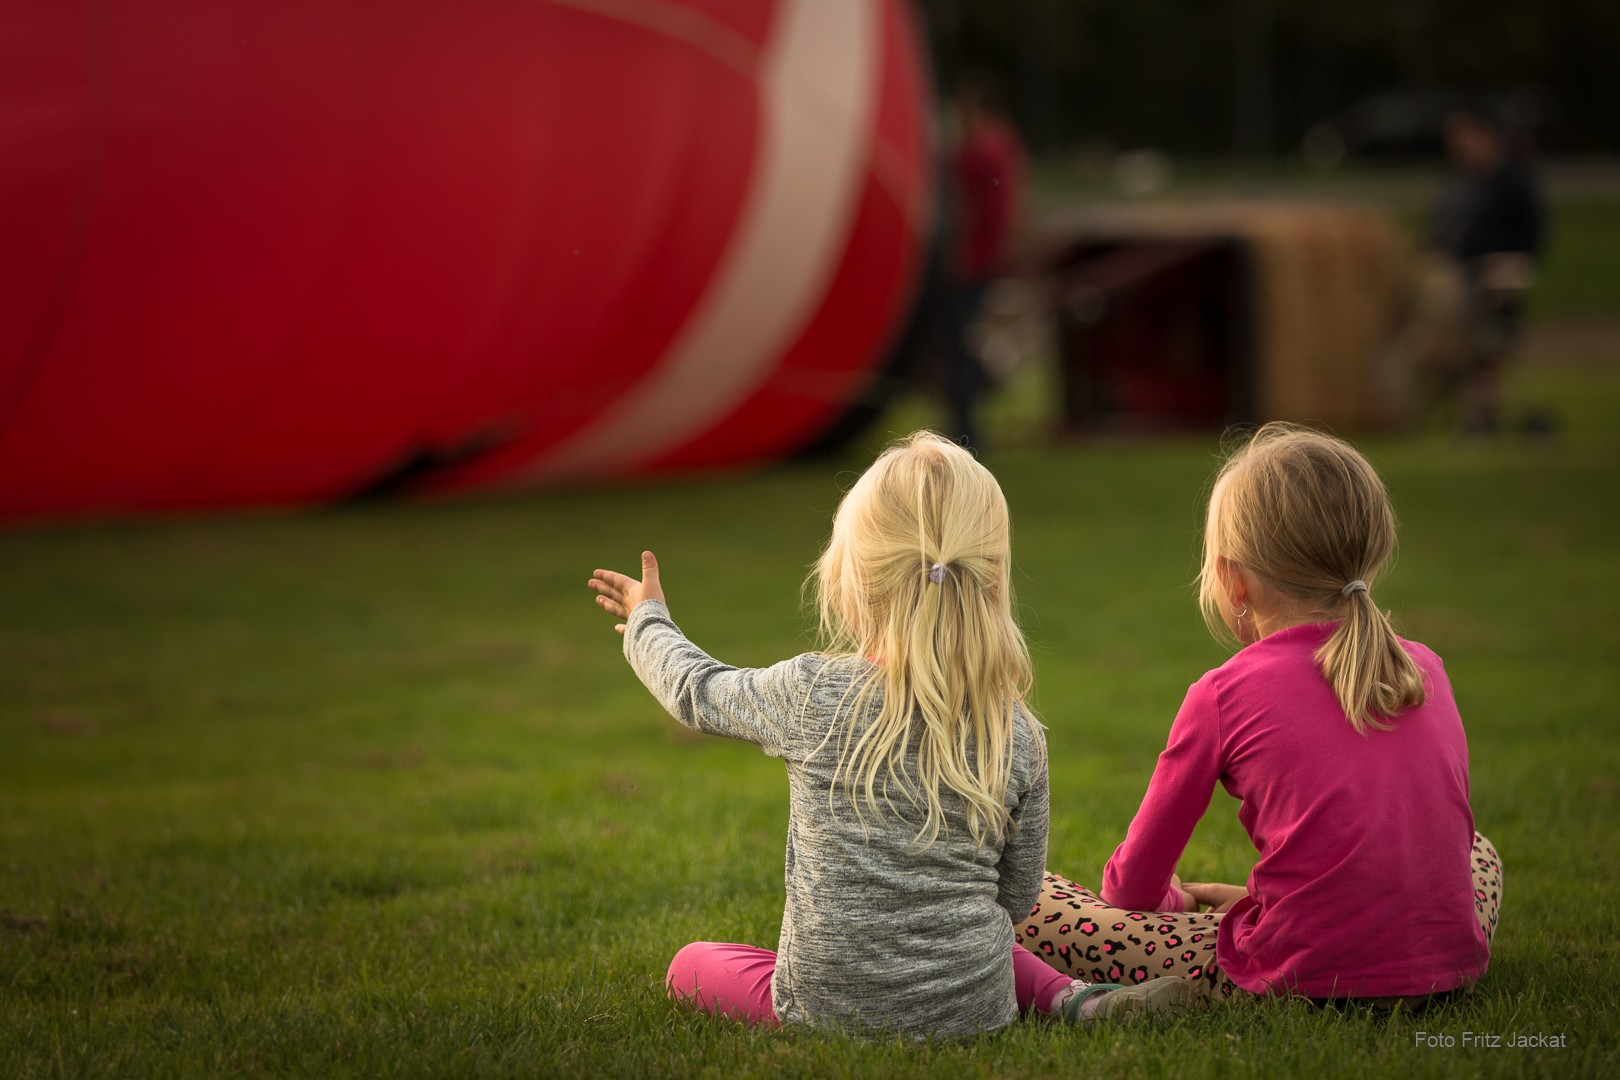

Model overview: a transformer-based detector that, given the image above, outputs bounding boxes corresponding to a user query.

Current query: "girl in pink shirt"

[1016,425,1502,1006]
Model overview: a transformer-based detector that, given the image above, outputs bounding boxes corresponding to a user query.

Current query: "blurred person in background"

[1428,103,1545,433]
[943,73,1025,450]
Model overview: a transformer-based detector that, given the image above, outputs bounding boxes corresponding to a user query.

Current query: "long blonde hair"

[1198,423,1425,734]
[811,432,1036,850]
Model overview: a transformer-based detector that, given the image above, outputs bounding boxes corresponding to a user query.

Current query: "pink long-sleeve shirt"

[1101,622,1489,997]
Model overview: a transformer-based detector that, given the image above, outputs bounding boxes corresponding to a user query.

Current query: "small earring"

[1233,605,1248,619]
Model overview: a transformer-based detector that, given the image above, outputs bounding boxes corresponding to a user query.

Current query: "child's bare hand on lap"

[1184,882,1248,913]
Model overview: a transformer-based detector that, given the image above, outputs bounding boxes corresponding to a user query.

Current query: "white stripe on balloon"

[514,0,878,480]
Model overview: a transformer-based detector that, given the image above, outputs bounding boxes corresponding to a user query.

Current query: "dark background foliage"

[917,0,1620,155]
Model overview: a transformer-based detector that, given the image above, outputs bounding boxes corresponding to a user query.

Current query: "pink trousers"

[665,940,1076,1027]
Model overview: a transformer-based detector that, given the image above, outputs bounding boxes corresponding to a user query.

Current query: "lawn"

[3,343,1618,1078]
[1532,199,1620,322]
[6,169,1620,1079]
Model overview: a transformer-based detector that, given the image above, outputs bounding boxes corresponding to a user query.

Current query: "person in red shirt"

[943,78,1025,450]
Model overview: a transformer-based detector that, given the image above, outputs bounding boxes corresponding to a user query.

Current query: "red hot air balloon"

[0,0,933,519]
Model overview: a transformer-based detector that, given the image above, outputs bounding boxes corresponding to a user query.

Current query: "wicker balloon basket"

[1038,202,1411,433]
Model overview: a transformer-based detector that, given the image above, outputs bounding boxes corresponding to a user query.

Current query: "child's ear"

[1215,556,1250,608]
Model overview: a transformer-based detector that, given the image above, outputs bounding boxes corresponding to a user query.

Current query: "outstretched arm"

[587,551,805,758]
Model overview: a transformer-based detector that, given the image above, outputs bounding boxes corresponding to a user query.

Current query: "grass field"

[5,178,1620,1076]
[4,353,1618,1078]
[1532,199,1620,321]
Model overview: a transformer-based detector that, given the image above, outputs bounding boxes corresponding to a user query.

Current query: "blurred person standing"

[1428,104,1545,433]
[943,75,1026,450]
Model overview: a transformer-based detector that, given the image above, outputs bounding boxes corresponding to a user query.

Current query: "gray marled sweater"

[624,600,1049,1037]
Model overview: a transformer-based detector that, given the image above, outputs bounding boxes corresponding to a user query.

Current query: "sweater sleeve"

[621,599,806,759]
[1101,677,1224,912]
[994,719,1049,923]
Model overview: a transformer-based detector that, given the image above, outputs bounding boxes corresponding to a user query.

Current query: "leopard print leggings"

[1016,831,1503,999]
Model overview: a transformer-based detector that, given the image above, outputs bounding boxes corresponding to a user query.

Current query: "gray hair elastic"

[1342,579,1368,599]
[928,562,947,584]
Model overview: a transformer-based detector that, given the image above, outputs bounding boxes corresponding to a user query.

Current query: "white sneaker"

[1088,978,1197,1023]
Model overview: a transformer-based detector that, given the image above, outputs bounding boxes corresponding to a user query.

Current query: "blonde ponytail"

[811,432,1037,850]
[1315,585,1423,732]
[1198,424,1425,734]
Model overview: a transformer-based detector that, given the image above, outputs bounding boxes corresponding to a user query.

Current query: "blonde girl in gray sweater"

[588,433,1192,1036]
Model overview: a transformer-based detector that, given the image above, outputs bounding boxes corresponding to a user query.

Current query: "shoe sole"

[1091,977,1197,1023]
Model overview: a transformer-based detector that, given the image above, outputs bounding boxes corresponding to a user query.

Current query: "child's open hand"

[1184,882,1248,914]
[588,551,667,635]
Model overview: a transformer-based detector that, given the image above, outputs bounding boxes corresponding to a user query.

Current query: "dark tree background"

[917,0,1620,155]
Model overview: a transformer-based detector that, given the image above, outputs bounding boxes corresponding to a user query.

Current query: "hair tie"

[1342,579,1368,599]
[928,562,947,584]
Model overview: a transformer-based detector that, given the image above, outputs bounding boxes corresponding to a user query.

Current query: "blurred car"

[1302,85,1554,165]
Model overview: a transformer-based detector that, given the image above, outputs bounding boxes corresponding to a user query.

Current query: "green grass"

[3,368,1619,1077]
[1533,201,1620,321]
